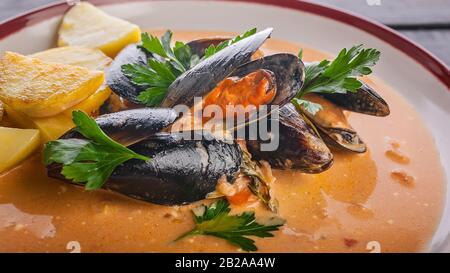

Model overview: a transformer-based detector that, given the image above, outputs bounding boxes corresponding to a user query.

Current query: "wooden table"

[1,0,449,65]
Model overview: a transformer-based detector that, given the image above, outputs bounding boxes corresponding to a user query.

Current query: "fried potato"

[0,51,104,118]
[30,46,113,118]
[31,46,112,71]
[4,85,111,144]
[0,127,40,173]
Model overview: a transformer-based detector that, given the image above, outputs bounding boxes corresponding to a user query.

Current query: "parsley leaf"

[123,31,194,106]
[140,31,188,73]
[291,98,322,116]
[299,45,380,95]
[295,45,380,115]
[122,61,176,88]
[122,56,178,107]
[43,111,149,190]
[175,199,285,251]
[136,86,167,107]
[203,28,257,59]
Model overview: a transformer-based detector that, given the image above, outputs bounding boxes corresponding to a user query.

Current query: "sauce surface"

[0,30,445,253]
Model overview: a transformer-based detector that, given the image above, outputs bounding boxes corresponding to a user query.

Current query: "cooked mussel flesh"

[301,94,366,153]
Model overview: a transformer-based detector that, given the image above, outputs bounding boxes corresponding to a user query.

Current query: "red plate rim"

[0,0,449,88]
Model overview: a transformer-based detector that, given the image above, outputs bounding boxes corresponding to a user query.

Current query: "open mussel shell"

[318,126,367,153]
[321,82,390,116]
[106,44,148,104]
[106,132,243,205]
[63,108,178,146]
[300,95,367,153]
[231,53,304,107]
[246,103,333,173]
[161,28,273,107]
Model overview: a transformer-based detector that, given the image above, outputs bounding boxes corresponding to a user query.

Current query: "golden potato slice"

[57,2,141,57]
[0,127,40,173]
[63,85,112,117]
[4,104,73,144]
[0,51,104,118]
[4,86,111,144]
[30,46,113,117]
[31,46,112,71]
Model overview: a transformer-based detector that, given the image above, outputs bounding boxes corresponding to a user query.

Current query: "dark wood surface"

[0,0,449,65]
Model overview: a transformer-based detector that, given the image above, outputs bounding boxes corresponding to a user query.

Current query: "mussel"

[49,109,244,205]
[105,29,333,175]
[300,94,367,153]
[106,44,149,104]
[320,82,390,117]
[291,62,390,153]
[161,28,274,107]
[246,103,333,173]
[172,36,335,173]
[63,108,178,146]
[229,53,304,108]
[106,28,274,107]
[297,80,390,153]
[107,132,242,205]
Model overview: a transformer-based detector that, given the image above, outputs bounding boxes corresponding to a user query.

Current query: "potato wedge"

[4,104,73,144]
[0,127,40,173]
[4,85,111,144]
[63,85,112,117]
[0,51,104,118]
[30,46,113,117]
[31,46,112,71]
[57,2,141,57]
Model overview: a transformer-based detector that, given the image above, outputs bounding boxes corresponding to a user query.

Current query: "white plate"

[0,0,449,252]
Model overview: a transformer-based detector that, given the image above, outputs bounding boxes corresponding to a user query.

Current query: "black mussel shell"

[63,108,177,146]
[106,44,148,104]
[246,103,333,173]
[161,28,273,107]
[321,82,390,116]
[106,132,243,205]
[231,53,304,107]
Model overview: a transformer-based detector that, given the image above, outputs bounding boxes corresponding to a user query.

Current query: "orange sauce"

[203,70,276,118]
[0,30,445,252]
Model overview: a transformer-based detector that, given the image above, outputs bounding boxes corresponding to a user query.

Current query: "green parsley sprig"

[295,45,381,115]
[122,28,258,107]
[175,199,285,252]
[203,28,257,59]
[43,111,149,190]
[122,31,193,106]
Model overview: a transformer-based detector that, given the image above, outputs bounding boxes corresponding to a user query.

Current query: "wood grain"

[0,0,56,21]
[400,29,450,65]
